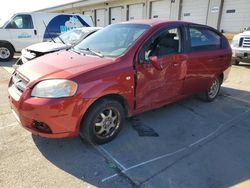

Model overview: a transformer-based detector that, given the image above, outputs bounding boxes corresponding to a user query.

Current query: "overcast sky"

[0,0,77,19]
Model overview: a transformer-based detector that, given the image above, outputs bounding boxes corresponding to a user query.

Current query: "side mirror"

[149,56,163,70]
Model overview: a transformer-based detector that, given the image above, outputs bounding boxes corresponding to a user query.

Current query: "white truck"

[231,27,250,65]
[0,12,93,62]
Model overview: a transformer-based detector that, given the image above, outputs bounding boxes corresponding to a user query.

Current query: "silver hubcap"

[94,108,120,138]
[0,47,10,59]
[208,79,220,98]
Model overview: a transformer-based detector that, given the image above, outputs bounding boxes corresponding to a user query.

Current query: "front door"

[6,14,39,51]
[135,26,187,111]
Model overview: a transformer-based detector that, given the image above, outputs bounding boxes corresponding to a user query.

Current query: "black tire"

[80,99,125,145]
[0,43,14,62]
[199,77,221,102]
[232,59,240,65]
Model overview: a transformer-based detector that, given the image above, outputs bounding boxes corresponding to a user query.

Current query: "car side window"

[142,27,182,62]
[189,27,221,51]
[6,15,34,29]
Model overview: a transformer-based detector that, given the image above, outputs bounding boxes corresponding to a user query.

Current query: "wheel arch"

[86,94,130,117]
[77,93,131,134]
[0,40,16,52]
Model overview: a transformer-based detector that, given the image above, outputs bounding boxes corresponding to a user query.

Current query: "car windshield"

[54,29,91,45]
[247,27,250,31]
[0,14,13,28]
[73,24,150,57]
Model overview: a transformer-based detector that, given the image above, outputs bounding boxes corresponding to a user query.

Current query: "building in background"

[38,0,250,33]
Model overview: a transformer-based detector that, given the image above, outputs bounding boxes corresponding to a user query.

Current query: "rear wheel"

[200,77,221,102]
[0,43,14,62]
[80,99,125,145]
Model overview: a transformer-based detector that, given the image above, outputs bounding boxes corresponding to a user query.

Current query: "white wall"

[39,0,250,32]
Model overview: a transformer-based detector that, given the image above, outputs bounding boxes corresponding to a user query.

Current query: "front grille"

[11,72,29,95]
[242,37,250,48]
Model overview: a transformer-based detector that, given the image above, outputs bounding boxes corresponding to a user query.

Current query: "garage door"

[128,3,144,20]
[110,7,123,24]
[150,0,171,19]
[83,10,93,21]
[181,0,209,24]
[220,0,250,32]
[95,9,106,27]
[83,10,92,16]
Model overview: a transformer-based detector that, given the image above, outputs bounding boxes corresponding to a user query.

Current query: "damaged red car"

[8,20,232,144]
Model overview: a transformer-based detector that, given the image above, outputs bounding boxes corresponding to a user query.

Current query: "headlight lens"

[31,79,78,98]
[232,36,240,47]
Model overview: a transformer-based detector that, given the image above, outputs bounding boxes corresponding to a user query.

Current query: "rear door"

[6,14,39,51]
[183,25,229,95]
[135,25,188,110]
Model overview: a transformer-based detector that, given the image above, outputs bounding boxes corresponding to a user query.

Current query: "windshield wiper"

[78,48,104,58]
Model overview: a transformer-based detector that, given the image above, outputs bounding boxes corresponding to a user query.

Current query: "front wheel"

[0,44,14,62]
[200,77,221,102]
[80,99,125,145]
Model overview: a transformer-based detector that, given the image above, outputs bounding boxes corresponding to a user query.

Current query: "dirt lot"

[1,58,250,188]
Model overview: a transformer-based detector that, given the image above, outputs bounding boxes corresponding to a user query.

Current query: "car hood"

[17,50,116,84]
[25,42,70,53]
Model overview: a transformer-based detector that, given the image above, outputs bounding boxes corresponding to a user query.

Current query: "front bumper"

[8,85,90,138]
[232,46,250,63]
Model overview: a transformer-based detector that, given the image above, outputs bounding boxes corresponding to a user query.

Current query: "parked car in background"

[8,20,232,144]
[0,12,93,62]
[20,27,102,64]
[231,26,250,65]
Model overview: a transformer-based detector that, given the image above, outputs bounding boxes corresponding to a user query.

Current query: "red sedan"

[8,20,232,144]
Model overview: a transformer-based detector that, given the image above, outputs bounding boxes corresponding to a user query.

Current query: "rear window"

[189,27,221,51]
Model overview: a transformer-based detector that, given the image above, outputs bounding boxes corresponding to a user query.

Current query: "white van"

[0,12,93,61]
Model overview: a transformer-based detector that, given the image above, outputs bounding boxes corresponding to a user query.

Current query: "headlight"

[22,49,36,59]
[232,36,240,47]
[31,79,78,98]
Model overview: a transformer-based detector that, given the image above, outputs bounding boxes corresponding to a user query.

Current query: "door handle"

[34,29,37,35]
